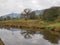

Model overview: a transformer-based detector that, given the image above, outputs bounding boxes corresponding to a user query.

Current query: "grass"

[0,19,60,30]
[0,19,60,27]
[0,19,47,29]
[48,23,60,27]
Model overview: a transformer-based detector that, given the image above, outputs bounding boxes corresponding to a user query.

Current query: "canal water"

[0,28,60,45]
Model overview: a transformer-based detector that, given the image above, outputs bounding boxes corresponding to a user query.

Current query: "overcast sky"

[0,0,60,16]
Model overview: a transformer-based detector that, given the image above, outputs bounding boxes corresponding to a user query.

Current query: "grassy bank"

[0,19,60,30]
[0,19,47,29]
[48,23,60,27]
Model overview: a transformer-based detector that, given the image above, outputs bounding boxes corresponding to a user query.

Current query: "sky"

[0,0,60,16]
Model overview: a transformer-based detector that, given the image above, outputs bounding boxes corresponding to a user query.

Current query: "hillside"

[2,13,20,19]
[35,10,44,15]
[42,7,60,22]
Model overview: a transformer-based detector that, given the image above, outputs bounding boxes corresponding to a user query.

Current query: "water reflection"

[40,30,60,44]
[0,28,60,45]
[21,30,40,39]
[21,29,60,44]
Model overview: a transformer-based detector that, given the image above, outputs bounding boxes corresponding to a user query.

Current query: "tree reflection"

[21,30,36,39]
[21,29,60,44]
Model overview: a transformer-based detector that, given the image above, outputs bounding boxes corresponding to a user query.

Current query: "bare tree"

[20,8,36,20]
[21,9,32,20]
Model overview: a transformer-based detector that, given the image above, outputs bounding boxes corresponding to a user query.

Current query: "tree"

[20,8,36,20]
[6,16,11,20]
[42,7,60,21]
[20,8,31,20]
[29,11,36,19]
[0,16,3,21]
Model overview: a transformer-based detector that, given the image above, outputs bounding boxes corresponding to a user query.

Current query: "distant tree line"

[0,15,17,21]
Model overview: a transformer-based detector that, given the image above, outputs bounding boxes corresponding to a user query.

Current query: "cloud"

[0,0,23,16]
[0,0,60,16]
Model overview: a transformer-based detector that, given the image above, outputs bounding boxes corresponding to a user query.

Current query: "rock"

[0,39,5,45]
